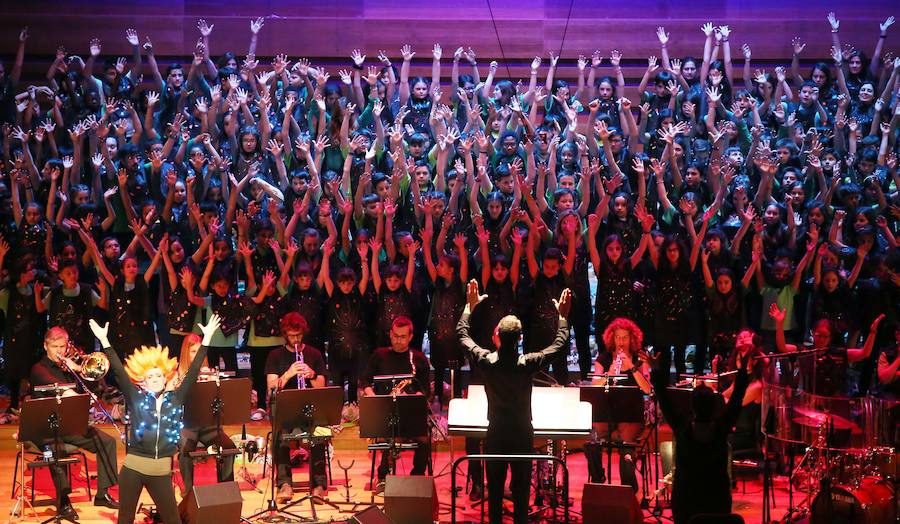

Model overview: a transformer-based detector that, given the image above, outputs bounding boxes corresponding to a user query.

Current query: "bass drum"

[810,476,895,524]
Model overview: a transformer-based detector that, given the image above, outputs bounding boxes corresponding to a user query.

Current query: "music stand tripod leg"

[6,443,36,523]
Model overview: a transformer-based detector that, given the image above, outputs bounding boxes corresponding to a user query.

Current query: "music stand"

[580,386,645,494]
[18,393,90,524]
[182,377,249,501]
[184,377,252,427]
[360,392,429,494]
[246,387,343,522]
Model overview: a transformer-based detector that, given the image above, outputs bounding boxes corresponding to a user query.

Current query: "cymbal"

[792,415,858,431]
[793,406,858,426]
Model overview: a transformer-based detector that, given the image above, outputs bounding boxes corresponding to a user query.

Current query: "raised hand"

[89,319,111,346]
[198,314,222,345]
[197,19,214,37]
[827,12,840,32]
[250,17,265,35]
[768,303,786,325]
[656,26,669,45]
[553,288,572,318]
[466,279,488,310]
[125,28,139,46]
[401,44,415,61]
[610,50,623,68]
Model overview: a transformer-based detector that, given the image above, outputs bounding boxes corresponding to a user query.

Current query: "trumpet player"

[264,312,327,503]
[29,326,120,519]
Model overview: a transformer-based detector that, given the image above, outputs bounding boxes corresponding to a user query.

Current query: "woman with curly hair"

[587,317,651,490]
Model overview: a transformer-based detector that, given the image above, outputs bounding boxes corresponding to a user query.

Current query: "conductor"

[457,279,571,524]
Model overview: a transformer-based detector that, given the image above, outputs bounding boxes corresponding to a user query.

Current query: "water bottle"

[42,445,53,462]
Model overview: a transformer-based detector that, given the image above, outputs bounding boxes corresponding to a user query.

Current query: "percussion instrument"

[810,476,894,524]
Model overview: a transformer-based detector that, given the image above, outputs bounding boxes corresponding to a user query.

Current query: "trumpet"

[61,342,110,381]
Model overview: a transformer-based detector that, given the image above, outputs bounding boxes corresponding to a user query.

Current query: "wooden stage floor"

[0,423,815,523]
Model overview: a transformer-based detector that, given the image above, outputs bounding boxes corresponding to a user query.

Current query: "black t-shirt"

[362,347,431,396]
[264,344,327,390]
[29,356,79,398]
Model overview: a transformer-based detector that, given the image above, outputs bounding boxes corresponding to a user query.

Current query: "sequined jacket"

[99,341,208,459]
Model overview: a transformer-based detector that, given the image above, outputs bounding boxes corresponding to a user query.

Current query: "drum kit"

[761,353,899,524]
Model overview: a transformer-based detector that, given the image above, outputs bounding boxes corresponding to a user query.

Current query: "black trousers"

[466,437,483,486]
[207,345,238,373]
[485,425,532,524]
[275,432,328,490]
[178,426,236,495]
[377,436,430,479]
[572,314,593,380]
[118,465,180,524]
[329,353,359,403]
[42,427,119,498]
[249,346,277,408]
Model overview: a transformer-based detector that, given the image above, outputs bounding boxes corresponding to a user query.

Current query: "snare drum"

[810,476,894,524]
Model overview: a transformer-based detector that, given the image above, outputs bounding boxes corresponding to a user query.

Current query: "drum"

[810,476,895,524]
[865,447,898,480]
[828,451,866,486]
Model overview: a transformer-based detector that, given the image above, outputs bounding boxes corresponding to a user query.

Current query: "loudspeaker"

[178,481,243,524]
[581,483,641,524]
[349,506,392,524]
[383,475,437,524]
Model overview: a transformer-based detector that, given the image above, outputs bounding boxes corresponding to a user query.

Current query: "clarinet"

[295,343,306,389]
[606,351,624,393]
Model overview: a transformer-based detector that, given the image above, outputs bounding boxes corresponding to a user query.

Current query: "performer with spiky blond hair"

[89,314,221,524]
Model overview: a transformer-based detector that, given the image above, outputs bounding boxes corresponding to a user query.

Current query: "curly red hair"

[601,318,644,358]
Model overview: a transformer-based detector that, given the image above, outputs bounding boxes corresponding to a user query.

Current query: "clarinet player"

[264,312,327,503]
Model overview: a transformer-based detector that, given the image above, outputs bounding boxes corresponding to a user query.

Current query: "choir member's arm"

[848,314,885,362]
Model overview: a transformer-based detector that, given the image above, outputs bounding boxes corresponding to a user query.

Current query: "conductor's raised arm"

[457,279,493,364]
